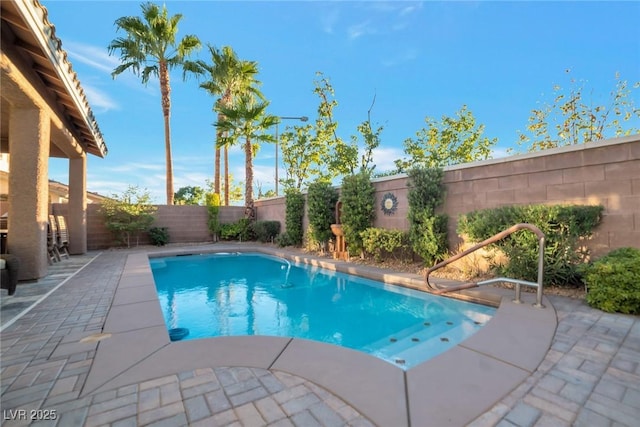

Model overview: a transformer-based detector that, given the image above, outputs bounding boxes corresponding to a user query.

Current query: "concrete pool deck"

[1,243,639,426]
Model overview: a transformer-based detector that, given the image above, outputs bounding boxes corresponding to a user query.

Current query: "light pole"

[275,115,308,196]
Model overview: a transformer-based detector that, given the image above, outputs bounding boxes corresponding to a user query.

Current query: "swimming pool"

[150,252,495,369]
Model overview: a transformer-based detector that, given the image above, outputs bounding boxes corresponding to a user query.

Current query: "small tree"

[340,171,376,258]
[100,186,157,248]
[307,180,339,253]
[395,105,496,172]
[174,186,205,205]
[518,71,640,151]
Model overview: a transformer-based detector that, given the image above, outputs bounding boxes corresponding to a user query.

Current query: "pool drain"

[440,337,449,342]
[169,328,190,341]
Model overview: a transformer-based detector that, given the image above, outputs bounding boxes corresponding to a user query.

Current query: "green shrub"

[307,180,339,251]
[361,228,411,262]
[148,227,169,246]
[458,204,604,286]
[253,220,281,243]
[407,167,448,265]
[218,219,254,241]
[219,222,240,240]
[340,171,376,257]
[283,189,305,246]
[276,232,292,247]
[583,247,640,314]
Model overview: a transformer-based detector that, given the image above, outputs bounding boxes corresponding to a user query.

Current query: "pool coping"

[82,244,557,427]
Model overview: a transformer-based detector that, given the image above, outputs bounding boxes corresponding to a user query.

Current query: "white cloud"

[399,3,424,17]
[348,21,376,40]
[382,47,419,67]
[491,147,510,159]
[106,162,164,173]
[320,7,340,34]
[63,41,120,74]
[371,146,404,172]
[81,84,119,112]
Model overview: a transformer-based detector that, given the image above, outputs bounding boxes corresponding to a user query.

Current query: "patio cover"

[1,0,108,279]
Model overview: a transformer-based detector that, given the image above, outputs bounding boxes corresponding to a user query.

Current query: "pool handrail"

[425,223,546,308]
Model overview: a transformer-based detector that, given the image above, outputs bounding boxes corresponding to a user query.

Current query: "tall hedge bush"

[340,171,376,257]
[307,180,339,252]
[280,189,305,246]
[458,204,604,286]
[407,167,448,265]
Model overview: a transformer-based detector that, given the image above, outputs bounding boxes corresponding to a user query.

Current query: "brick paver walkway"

[472,296,640,427]
[0,252,373,427]
[1,250,639,426]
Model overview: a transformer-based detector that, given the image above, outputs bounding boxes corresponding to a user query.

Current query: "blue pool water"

[150,252,495,369]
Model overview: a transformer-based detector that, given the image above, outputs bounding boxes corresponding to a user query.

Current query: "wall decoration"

[381,192,398,216]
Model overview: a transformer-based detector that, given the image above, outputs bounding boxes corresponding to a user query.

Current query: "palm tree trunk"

[224,145,229,206]
[221,91,232,206]
[159,61,174,205]
[214,115,222,196]
[244,138,253,208]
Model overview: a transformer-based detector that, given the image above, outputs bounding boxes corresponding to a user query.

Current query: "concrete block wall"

[254,136,640,257]
[54,203,245,250]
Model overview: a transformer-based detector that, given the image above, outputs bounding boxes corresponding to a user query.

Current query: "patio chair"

[47,215,62,263]
[55,215,71,259]
[0,254,19,295]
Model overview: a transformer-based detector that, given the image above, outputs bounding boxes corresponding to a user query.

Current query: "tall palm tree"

[108,2,201,205]
[199,45,261,206]
[216,93,278,208]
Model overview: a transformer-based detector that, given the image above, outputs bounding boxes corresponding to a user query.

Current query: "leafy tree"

[216,93,278,208]
[199,45,261,205]
[100,185,157,248]
[395,105,496,172]
[174,186,205,205]
[518,71,640,151]
[108,2,201,205]
[314,73,359,178]
[279,73,377,190]
[350,94,382,175]
[279,123,323,191]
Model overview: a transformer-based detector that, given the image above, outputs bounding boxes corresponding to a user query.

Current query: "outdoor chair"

[48,216,62,263]
[55,215,70,259]
[0,254,20,295]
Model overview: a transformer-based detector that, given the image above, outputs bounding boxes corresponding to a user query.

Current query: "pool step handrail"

[425,223,545,308]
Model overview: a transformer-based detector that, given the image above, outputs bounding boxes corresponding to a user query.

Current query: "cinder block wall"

[53,204,245,250]
[254,136,640,257]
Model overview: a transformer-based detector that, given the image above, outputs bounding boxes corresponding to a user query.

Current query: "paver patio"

[1,247,638,426]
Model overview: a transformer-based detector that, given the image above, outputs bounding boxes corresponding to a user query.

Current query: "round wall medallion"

[381,192,398,216]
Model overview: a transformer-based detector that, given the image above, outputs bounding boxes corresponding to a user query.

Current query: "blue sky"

[45,1,640,203]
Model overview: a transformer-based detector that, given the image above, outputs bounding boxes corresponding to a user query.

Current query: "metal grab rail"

[425,223,546,308]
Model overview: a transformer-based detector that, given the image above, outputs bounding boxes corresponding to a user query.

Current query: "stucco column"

[68,155,87,254]
[8,107,50,280]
